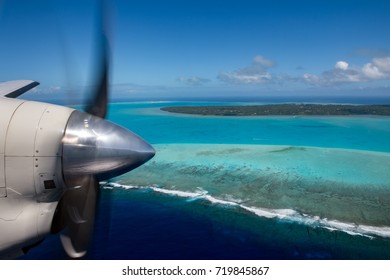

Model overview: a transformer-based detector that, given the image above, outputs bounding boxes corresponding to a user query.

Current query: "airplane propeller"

[59,176,98,258]
[84,0,109,119]
[55,1,155,258]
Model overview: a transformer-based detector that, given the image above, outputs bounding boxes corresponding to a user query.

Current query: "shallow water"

[107,102,390,152]
[116,144,390,236]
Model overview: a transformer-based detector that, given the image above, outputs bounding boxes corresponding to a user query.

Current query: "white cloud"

[218,55,275,85]
[303,73,321,84]
[253,55,275,68]
[176,76,211,86]
[362,63,387,79]
[362,57,390,80]
[335,61,349,70]
[373,57,390,71]
[323,68,361,84]
[304,61,360,86]
[304,56,390,86]
[218,72,272,84]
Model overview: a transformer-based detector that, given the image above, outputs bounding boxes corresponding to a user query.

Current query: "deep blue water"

[21,99,390,260]
[22,189,390,260]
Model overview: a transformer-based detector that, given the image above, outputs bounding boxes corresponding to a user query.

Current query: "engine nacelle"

[0,98,73,254]
[0,93,154,258]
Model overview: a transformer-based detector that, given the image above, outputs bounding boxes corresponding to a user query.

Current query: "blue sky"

[1,0,390,100]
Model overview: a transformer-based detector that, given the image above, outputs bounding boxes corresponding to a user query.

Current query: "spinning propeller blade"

[58,1,155,258]
[60,176,98,258]
[85,1,109,119]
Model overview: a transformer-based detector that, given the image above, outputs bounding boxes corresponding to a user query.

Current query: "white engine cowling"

[0,98,73,254]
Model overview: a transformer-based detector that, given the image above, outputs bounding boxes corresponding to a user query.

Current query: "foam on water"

[103,182,390,239]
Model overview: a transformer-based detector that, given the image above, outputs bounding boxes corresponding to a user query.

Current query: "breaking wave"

[103,182,390,240]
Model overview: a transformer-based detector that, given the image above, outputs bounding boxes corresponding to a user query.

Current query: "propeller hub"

[62,110,155,183]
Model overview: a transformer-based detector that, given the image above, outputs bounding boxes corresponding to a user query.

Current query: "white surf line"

[104,182,390,239]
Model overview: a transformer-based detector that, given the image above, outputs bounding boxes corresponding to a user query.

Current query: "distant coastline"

[161,104,390,116]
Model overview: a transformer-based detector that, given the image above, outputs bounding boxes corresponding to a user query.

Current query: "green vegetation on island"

[161,104,390,116]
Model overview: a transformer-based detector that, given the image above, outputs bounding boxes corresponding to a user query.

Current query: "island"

[161,104,390,116]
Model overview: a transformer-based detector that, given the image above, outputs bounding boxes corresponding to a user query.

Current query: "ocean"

[21,98,390,259]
